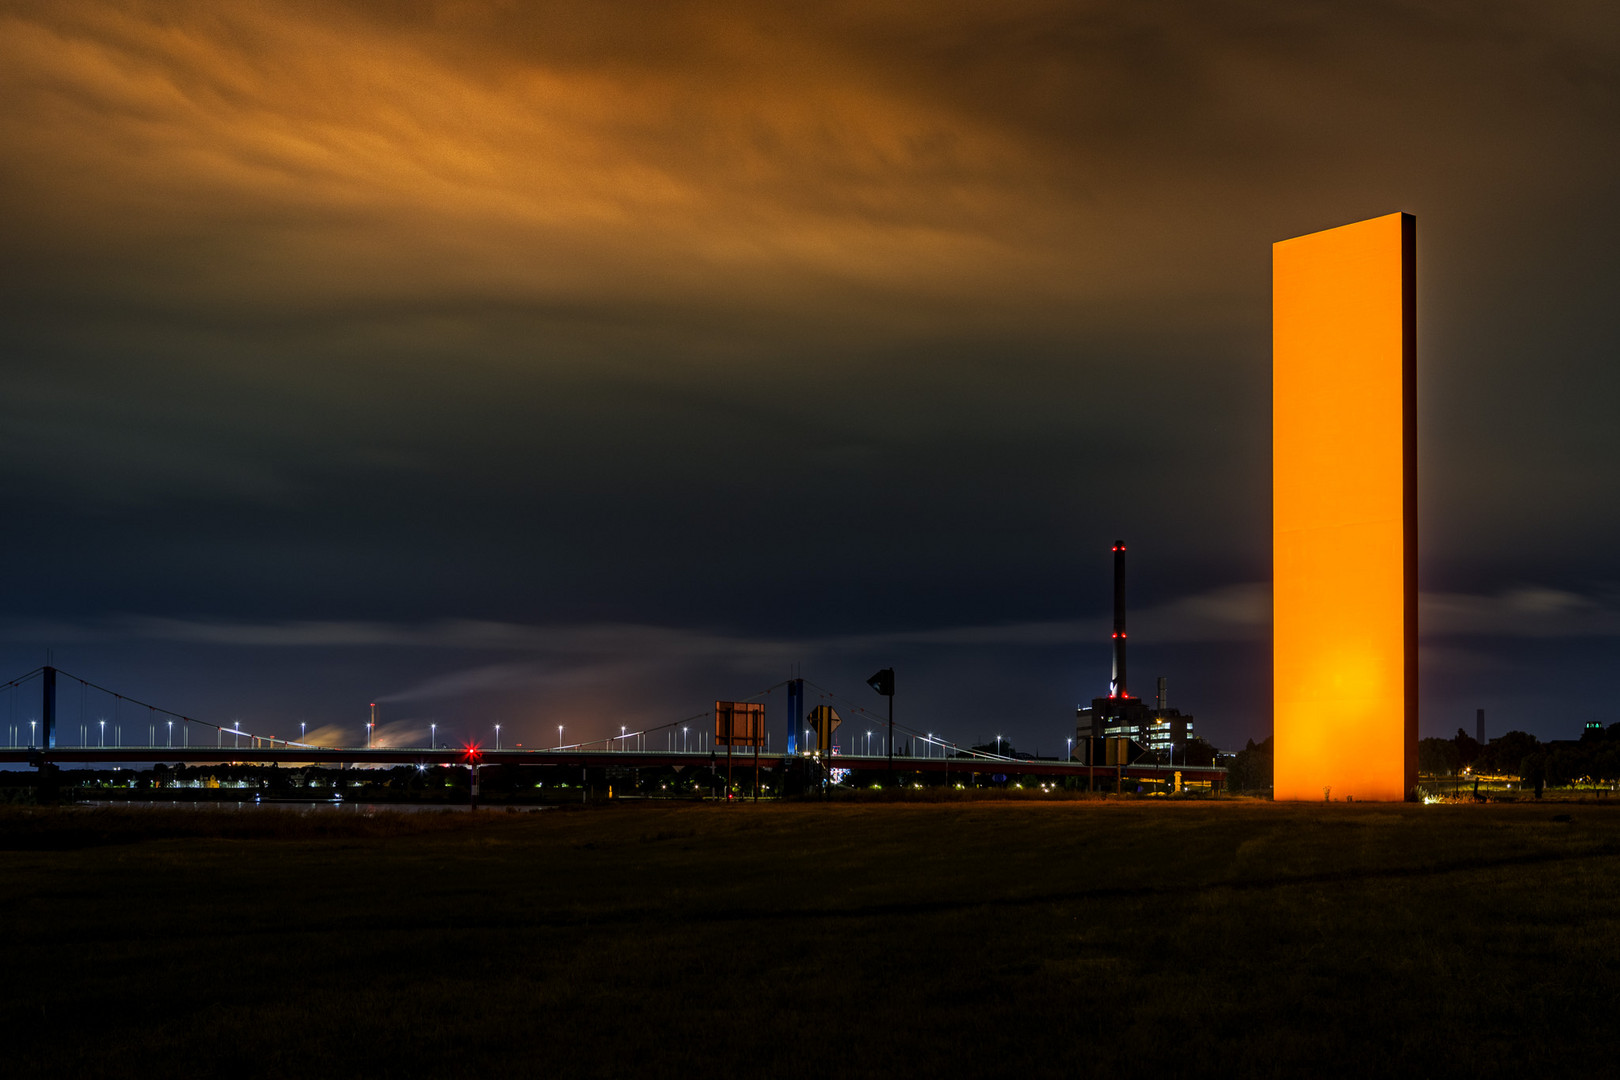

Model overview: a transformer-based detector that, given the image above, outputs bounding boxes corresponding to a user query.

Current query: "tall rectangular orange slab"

[1273,212,1416,801]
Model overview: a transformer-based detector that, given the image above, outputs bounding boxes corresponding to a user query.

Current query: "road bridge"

[0,664,1227,791]
[0,745,1224,789]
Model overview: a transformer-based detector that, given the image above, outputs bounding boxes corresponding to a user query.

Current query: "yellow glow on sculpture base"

[1273,212,1416,802]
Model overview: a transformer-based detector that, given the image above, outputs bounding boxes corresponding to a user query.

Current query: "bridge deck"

[0,746,1222,783]
[0,667,1225,787]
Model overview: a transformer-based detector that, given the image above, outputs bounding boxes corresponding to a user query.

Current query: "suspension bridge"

[0,665,1227,791]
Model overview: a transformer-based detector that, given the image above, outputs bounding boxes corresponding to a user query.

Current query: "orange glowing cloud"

[0,0,1073,332]
[2,0,1608,360]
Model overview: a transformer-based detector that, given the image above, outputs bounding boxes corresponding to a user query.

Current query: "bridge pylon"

[42,665,56,750]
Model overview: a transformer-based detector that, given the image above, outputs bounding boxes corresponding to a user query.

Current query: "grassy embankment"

[2,800,1617,1078]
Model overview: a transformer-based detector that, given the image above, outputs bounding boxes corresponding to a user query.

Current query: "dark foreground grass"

[2,800,1617,1078]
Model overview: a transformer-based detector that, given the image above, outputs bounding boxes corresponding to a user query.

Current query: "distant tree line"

[1221,724,1620,798]
[1420,723,1620,791]
[1225,736,1272,794]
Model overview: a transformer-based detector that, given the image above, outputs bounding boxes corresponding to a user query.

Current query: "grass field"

[2,799,1617,1078]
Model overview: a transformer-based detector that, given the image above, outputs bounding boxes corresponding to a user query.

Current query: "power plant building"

[1074,543,1195,764]
[1077,684,1196,762]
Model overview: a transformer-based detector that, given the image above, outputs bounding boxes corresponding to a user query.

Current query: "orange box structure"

[1273,213,1416,801]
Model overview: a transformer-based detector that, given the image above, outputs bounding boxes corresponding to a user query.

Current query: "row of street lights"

[4,710,1038,759]
[2,716,1076,762]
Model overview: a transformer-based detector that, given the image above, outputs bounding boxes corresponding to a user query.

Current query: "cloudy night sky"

[1,0,1617,753]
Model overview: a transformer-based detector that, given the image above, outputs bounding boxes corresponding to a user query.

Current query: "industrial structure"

[1075,542,1196,765]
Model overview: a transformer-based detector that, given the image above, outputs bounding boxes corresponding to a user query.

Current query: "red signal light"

[462,740,484,763]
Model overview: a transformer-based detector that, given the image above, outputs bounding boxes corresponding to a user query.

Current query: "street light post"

[495,724,501,751]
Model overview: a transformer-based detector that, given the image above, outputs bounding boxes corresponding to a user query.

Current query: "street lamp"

[430,722,437,749]
[495,724,501,750]
[99,718,105,747]
[30,720,36,747]
[167,719,173,748]
[682,726,688,752]
[620,725,626,749]
[558,724,564,749]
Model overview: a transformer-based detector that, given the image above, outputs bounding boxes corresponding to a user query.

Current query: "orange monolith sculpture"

[1273,212,1416,801]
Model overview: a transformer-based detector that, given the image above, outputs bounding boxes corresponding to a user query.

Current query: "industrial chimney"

[1109,541,1128,698]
